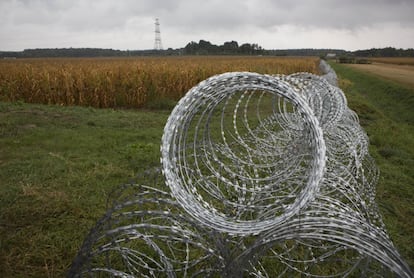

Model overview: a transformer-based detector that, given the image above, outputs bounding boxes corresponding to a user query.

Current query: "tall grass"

[0,56,319,109]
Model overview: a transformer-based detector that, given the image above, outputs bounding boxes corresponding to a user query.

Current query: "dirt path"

[346,63,414,88]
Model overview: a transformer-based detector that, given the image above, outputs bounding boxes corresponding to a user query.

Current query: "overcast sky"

[1,0,413,51]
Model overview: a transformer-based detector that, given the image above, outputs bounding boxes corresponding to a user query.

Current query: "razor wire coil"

[70,63,413,277]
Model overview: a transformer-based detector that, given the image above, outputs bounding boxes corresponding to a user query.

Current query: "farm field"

[0,57,413,276]
[345,61,414,88]
[0,56,319,109]
[368,57,414,66]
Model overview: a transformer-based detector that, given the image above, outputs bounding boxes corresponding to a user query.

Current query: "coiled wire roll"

[70,70,413,277]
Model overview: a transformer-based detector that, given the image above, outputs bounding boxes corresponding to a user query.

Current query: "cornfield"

[0,56,319,108]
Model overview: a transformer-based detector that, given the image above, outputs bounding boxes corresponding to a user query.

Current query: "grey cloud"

[4,0,414,31]
[240,0,414,29]
[1,0,413,50]
[150,0,414,34]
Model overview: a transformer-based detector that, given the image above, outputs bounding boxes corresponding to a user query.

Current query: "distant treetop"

[0,44,412,58]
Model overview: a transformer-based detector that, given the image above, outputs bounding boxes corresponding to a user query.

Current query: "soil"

[346,63,414,88]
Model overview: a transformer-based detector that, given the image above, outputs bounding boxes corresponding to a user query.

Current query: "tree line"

[183,40,264,55]
[0,42,413,58]
[352,47,414,57]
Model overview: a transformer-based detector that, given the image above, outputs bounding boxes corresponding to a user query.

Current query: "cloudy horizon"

[1,0,413,52]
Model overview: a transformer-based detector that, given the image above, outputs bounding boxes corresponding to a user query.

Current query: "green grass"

[331,62,414,270]
[0,102,170,277]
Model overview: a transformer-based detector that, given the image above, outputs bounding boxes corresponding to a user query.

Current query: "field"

[367,57,414,66]
[0,57,413,276]
[0,56,319,109]
[346,59,414,88]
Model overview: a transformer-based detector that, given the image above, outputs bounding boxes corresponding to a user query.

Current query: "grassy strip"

[0,102,170,276]
[331,62,414,270]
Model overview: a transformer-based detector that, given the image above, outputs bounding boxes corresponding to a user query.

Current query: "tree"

[222,41,239,54]
[239,43,251,54]
[184,41,199,55]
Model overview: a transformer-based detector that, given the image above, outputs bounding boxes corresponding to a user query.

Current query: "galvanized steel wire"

[70,65,413,277]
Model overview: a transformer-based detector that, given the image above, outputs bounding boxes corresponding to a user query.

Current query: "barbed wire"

[69,67,413,277]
